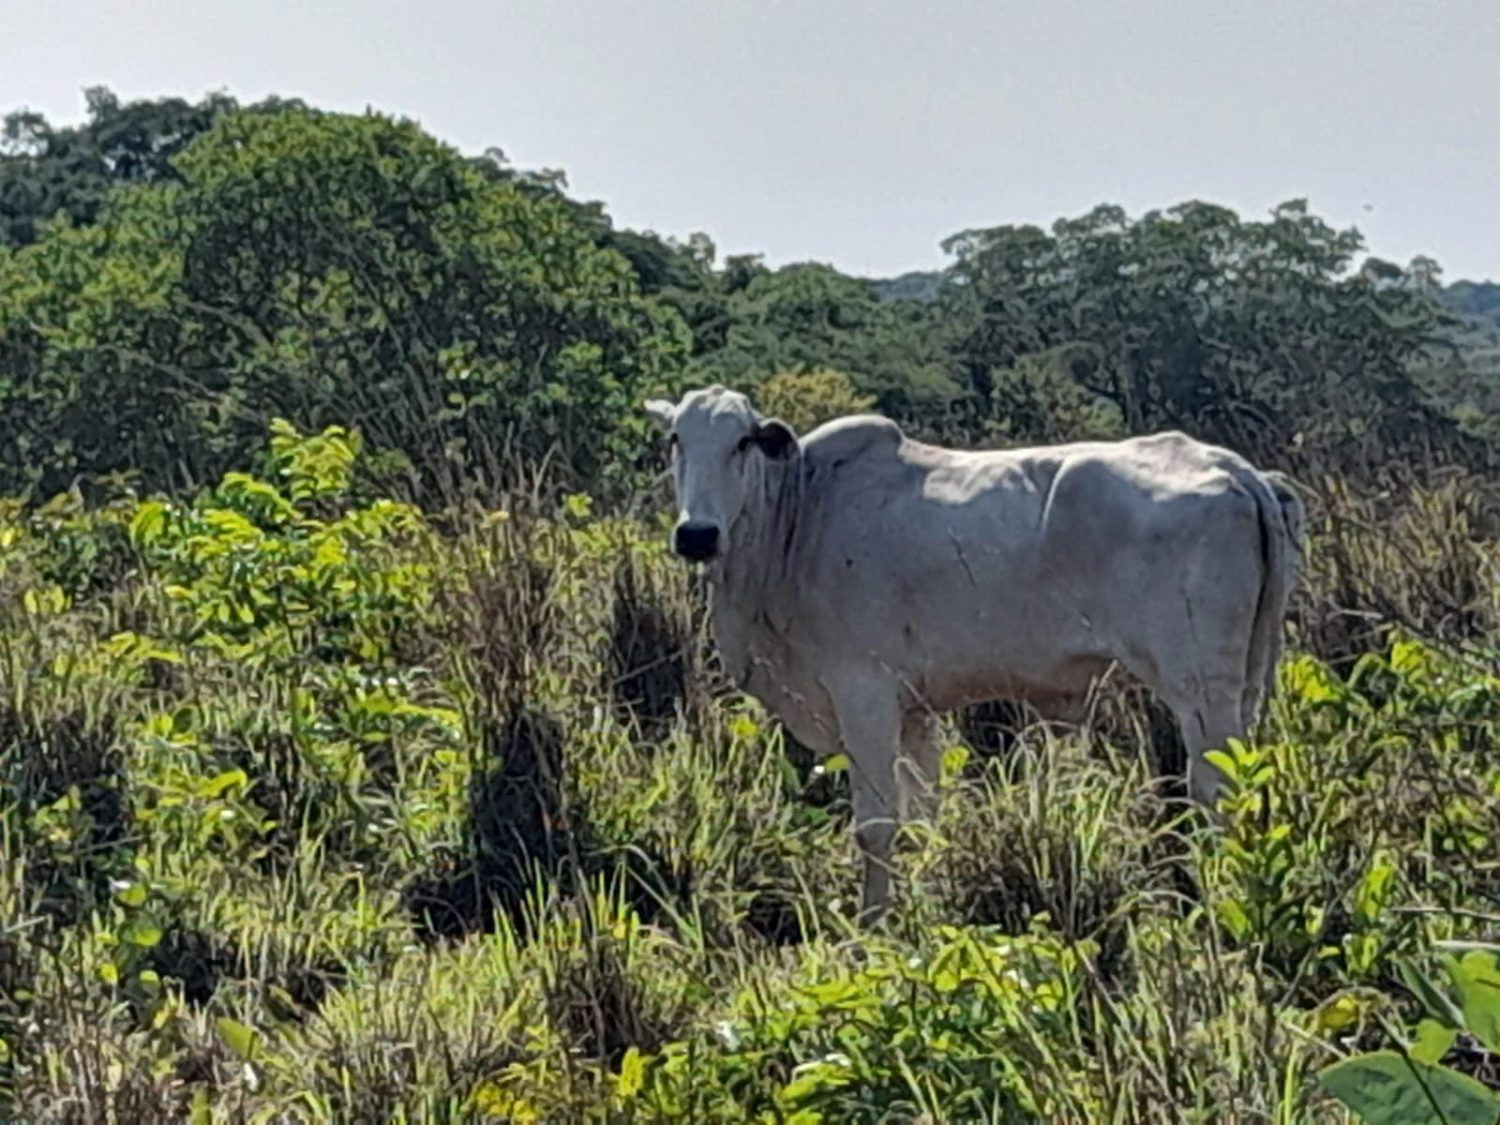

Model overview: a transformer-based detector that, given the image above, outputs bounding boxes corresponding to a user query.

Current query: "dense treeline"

[2,89,1495,505]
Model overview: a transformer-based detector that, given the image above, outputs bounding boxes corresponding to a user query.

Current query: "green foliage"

[1429,281,1500,441]
[0,86,300,247]
[1320,1052,1500,1125]
[6,88,1497,503]
[984,346,1126,444]
[0,106,689,500]
[2,415,1496,1117]
[1205,738,1322,954]
[699,261,960,426]
[754,368,877,434]
[1319,947,1500,1124]
[940,201,1478,469]
[631,925,1096,1121]
[131,421,431,668]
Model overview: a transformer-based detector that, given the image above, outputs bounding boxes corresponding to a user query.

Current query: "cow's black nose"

[674,523,720,561]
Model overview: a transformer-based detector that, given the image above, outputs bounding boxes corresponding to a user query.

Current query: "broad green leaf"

[616,1046,646,1100]
[123,915,164,949]
[781,1055,856,1107]
[1285,654,1348,704]
[1354,853,1397,924]
[114,881,149,907]
[1449,951,1500,1053]
[1315,992,1364,1034]
[1216,898,1251,940]
[1318,1051,1500,1125]
[728,714,761,741]
[1411,1020,1457,1066]
[199,769,249,800]
[941,744,970,778]
[1390,637,1435,680]
[129,500,168,547]
[1203,749,1239,781]
[189,1087,212,1125]
[1398,957,1465,1029]
[215,1016,260,1062]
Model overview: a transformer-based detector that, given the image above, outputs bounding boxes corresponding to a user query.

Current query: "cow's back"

[780,427,1268,709]
[796,427,1248,589]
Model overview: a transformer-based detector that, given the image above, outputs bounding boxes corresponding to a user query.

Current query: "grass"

[0,426,1497,1121]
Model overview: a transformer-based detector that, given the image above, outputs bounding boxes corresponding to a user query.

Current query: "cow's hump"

[801,414,903,468]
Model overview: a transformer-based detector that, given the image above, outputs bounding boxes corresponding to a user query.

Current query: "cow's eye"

[735,435,754,454]
[667,433,679,451]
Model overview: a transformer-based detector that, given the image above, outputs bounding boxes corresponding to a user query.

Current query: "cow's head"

[644,385,798,563]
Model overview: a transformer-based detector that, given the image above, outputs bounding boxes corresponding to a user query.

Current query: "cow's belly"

[910,653,1113,715]
[833,570,1117,713]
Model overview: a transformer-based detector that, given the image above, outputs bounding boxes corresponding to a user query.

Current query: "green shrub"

[628,923,1099,1121]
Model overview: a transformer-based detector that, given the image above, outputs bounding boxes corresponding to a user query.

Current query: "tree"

[698,262,959,429]
[0,87,300,248]
[1426,281,1500,441]
[754,369,877,434]
[0,109,690,500]
[939,200,1466,470]
[603,229,733,354]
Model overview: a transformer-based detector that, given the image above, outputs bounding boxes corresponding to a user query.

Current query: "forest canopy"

[2,87,1495,503]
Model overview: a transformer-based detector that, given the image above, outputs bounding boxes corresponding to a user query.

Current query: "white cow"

[645,385,1304,919]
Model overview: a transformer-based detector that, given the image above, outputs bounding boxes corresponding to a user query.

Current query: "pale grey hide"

[645,385,1305,919]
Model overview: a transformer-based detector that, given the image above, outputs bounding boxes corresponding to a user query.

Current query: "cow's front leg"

[851,769,898,923]
[830,679,903,924]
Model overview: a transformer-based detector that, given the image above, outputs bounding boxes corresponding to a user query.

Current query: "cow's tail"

[1243,468,1305,727]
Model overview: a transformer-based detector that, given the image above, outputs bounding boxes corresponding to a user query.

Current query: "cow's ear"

[753,418,798,460]
[643,399,676,431]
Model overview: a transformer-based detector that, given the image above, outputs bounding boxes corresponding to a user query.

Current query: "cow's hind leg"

[1146,538,1260,809]
[1165,674,1251,808]
[894,710,946,907]
[828,678,904,923]
[897,710,943,825]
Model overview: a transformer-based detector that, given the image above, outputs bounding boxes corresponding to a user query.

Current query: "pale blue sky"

[4,0,1498,281]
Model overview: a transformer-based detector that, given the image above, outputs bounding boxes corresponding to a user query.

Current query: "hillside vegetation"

[1,90,1499,1121]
